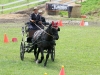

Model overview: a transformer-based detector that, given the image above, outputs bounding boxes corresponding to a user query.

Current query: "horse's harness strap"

[34,23,54,38]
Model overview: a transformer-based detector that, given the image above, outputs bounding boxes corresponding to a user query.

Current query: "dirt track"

[0,13,100,26]
[0,14,29,23]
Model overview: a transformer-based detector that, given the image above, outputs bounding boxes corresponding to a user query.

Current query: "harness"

[34,23,54,38]
[32,23,55,45]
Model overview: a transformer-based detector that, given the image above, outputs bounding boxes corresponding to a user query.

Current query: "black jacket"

[30,13,41,30]
[41,16,46,23]
[41,16,49,25]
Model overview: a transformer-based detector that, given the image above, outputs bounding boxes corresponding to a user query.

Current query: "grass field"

[81,0,100,15]
[0,23,100,75]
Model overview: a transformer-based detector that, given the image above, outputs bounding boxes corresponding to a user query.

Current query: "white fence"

[0,0,25,6]
[0,0,46,13]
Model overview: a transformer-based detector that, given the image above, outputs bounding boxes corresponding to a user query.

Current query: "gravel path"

[0,15,100,26]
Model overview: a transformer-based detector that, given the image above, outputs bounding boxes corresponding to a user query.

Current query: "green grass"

[0,23,100,75]
[59,11,68,17]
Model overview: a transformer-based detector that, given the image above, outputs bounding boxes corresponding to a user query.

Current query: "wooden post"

[71,4,81,18]
[27,0,29,8]
[1,6,4,14]
[81,0,82,3]
[68,11,71,18]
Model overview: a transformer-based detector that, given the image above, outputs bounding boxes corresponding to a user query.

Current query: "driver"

[30,7,42,30]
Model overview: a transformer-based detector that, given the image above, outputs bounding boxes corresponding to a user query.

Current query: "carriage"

[20,22,56,62]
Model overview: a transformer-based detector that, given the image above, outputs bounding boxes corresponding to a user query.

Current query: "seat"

[25,22,36,37]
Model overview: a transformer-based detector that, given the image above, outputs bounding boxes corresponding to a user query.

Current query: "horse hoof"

[38,60,42,63]
[44,65,46,67]
[36,60,39,64]
[44,63,47,67]
[52,59,54,62]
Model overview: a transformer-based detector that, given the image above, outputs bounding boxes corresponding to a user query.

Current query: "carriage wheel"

[51,46,55,61]
[20,42,25,61]
[22,26,24,36]
[22,38,23,41]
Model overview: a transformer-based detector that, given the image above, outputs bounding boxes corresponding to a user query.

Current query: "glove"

[38,21,42,24]
[30,19,35,23]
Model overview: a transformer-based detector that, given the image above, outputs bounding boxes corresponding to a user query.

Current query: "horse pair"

[29,21,60,66]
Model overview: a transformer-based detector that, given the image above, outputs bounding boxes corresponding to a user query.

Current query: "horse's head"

[47,21,60,40]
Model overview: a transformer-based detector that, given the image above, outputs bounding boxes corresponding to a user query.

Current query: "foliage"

[59,11,68,17]
[81,0,100,15]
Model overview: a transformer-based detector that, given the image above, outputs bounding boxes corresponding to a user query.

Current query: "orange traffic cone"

[59,65,65,75]
[4,33,9,43]
[58,20,63,26]
[80,19,85,26]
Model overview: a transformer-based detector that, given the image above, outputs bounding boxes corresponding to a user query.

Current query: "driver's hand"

[39,21,42,24]
[30,19,35,23]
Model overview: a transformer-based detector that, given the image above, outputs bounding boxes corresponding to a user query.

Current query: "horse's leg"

[51,47,54,61]
[34,45,37,61]
[38,48,44,63]
[36,48,40,60]
[36,48,40,63]
[44,49,51,67]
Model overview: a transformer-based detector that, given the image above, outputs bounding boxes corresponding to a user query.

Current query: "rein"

[34,23,54,38]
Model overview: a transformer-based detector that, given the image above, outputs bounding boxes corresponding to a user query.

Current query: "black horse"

[32,22,60,66]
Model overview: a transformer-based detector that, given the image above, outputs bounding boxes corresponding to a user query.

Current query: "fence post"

[27,0,29,8]
[1,6,4,14]
[81,0,82,3]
